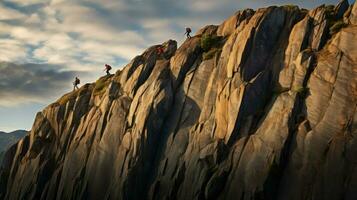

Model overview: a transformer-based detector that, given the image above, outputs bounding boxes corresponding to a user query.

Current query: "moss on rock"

[203,48,222,60]
[200,34,223,52]
[93,75,114,96]
[329,20,348,35]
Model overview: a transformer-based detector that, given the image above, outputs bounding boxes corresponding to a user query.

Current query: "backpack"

[76,78,80,84]
[186,27,191,33]
[106,64,112,70]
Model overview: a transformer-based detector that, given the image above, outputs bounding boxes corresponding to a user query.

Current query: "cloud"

[190,0,223,12]
[0,62,86,107]
[1,0,342,70]
[0,3,26,20]
[10,26,50,45]
[0,0,350,108]
[3,0,48,6]
[0,38,28,62]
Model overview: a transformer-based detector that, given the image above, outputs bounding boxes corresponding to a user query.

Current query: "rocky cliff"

[1,1,356,200]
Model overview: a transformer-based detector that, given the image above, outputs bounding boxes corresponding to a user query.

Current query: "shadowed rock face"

[1,2,357,200]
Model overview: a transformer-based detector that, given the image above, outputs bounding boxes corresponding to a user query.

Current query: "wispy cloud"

[4,0,48,6]
[0,4,26,20]
[0,62,87,107]
[0,38,28,62]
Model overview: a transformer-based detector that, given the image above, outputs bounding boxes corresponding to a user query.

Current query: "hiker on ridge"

[73,77,80,91]
[104,64,112,75]
[184,27,192,39]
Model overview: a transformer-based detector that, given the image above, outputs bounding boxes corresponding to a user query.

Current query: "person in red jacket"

[156,46,164,55]
[104,64,112,75]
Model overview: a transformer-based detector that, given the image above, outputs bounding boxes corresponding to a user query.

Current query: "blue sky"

[0,0,353,132]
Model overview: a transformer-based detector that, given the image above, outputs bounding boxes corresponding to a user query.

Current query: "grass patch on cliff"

[273,84,310,96]
[292,86,310,96]
[329,21,348,35]
[201,34,223,52]
[93,75,113,96]
[283,4,299,10]
[57,90,80,105]
[324,5,348,36]
[201,34,225,60]
[325,5,336,20]
[273,84,290,94]
[55,75,113,106]
[203,48,222,60]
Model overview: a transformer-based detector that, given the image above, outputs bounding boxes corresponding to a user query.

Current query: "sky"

[0,0,353,132]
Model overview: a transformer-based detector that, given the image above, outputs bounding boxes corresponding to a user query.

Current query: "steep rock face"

[1,2,356,200]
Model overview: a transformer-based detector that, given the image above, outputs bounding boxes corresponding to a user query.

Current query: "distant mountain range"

[0,130,27,163]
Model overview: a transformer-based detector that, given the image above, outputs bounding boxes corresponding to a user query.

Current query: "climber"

[184,27,192,39]
[104,64,112,75]
[156,45,164,55]
[73,77,80,91]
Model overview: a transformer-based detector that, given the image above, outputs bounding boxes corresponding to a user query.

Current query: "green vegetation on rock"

[55,75,113,106]
[57,90,80,105]
[200,34,221,52]
[325,5,336,20]
[56,84,93,106]
[203,48,222,60]
[283,4,299,10]
[329,20,348,35]
[292,86,310,96]
[94,75,113,96]
[201,34,225,60]
[273,84,290,94]
[324,4,348,36]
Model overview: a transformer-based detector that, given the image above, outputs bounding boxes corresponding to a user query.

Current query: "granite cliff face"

[1,1,357,200]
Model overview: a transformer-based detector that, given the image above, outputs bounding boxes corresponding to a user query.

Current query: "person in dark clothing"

[104,64,112,75]
[184,27,192,38]
[73,77,80,91]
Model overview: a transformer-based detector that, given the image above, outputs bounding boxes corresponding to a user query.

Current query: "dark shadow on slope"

[214,7,311,199]
[262,52,317,200]
[225,6,306,148]
[146,69,203,200]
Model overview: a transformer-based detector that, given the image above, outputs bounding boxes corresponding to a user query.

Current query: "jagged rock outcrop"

[1,1,356,200]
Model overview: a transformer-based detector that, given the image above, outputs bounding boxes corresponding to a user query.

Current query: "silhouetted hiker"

[104,64,112,75]
[185,27,192,38]
[157,46,164,55]
[73,77,80,91]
